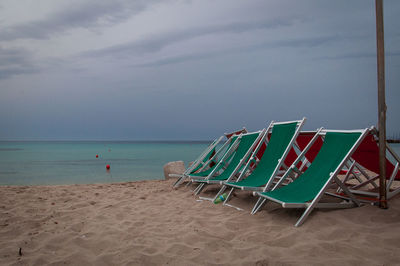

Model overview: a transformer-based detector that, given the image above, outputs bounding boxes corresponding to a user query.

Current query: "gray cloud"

[80,17,298,59]
[0,47,30,66]
[0,0,161,41]
[0,1,399,139]
[0,47,39,80]
[134,35,340,68]
[0,67,38,80]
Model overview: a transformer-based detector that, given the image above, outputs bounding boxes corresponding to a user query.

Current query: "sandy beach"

[1,178,400,266]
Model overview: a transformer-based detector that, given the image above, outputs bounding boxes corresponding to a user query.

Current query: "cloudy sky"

[0,0,399,140]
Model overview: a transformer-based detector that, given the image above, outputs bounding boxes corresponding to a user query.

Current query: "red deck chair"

[348,128,400,200]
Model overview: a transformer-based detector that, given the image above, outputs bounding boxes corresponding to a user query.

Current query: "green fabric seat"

[225,122,298,188]
[189,136,238,178]
[259,132,361,203]
[193,132,260,183]
[190,147,216,174]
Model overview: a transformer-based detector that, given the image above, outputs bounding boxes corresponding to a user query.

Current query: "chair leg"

[295,204,315,227]
[192,183,201,194]
[222,187,235,205]
[213,185,227,202]
[194,183,205,195]
[173,176,184,188]
[185,180,192,187]
[251,198,267,215]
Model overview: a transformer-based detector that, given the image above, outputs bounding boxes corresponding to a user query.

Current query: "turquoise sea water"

[0,141,399,186]
[0,141,209,186]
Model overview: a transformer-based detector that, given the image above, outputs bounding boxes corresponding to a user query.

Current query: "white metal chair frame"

[252,128,369,227]
[219,118,307,205]
[345,127,400,200]
[173,129,247,188]
[192,130,266,195]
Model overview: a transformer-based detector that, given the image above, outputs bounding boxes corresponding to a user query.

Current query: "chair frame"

[192,129,266,195]
[173,128,247,188]
[253,128,369,227]
[219,118,306,204]
[345,127,400,200]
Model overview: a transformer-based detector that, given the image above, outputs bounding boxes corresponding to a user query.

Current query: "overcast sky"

[0,0,399,140]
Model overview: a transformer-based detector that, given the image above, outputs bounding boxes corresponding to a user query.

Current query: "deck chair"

[224,127,248,139]
[173,128,246,188]
[284,130,324,172]
[253,128,369,227]
[345,127,400,200]
[219,119,306,204]
[172,136,222,187]
[188,136,240,178]
[184,135,249,188]
[192,130,266,195]
[189,147,217,173]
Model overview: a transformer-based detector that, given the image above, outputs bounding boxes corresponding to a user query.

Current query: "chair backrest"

[190,147,216,173]
[215,132,260,179]
[352,133,400,180]
[192,135,240,176]
[243,122,299,186]
[268,132,362,203]
[225,128,247,139]
[284,131,324,169]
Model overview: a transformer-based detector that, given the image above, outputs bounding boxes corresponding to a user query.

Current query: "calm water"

[0,141,209,186]
[0,141,399,186]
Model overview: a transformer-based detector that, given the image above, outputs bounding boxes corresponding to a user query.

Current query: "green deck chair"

[221,119,305,205]
[187,127,248,180]
[253,129,368,227]
[192,130,265,195]
[189,147,217,173]
[173,136,223,187]
[188,135,239,179]
[173,132,243,188]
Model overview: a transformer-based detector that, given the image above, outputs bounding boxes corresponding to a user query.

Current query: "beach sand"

[1,178,400,265]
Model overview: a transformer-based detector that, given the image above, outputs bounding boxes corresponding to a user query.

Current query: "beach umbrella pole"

[375,0,388,209]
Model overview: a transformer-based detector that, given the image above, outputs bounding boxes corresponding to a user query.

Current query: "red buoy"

[106,164,110,170]
[96,154,99,158]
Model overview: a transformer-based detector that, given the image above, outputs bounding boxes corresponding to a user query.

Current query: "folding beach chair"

[172,137,222,187]
[224,127,248,139]
[185,135,241,184]
[253,128,369,227]
[344,127,400,200]
[192,130,266,195]
[173,128,247,188]
[188,132,252,180]
[219,119,306,204]
[189,147,217,174]
[285,130,324,171]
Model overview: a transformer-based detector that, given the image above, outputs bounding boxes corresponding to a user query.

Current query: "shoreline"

[0,179,165,188]
[1,178,400,265]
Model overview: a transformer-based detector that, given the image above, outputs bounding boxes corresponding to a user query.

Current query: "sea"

[0,141,399,186]
[0,141,209,186]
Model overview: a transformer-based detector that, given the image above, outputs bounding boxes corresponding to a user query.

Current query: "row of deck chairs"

[172,118,400,226]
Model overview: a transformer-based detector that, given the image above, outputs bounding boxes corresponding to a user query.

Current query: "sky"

[0,0,399,140]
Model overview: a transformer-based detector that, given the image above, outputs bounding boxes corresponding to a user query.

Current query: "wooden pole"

[375,0,388,209]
